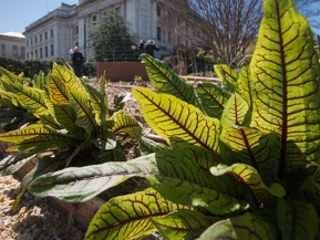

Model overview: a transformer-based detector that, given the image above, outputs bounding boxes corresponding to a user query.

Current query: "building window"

[45,46,48,57]
[157,27,161,41]
[35,49,38,58]
[1,44,5,56]
[12,45,18,58]
[21,46,25,59]
[50,44,54,56]
[27,52,29,59]
[45,32,48,40]
[30,51,33,58]
[35,36,37,44]
[50,29,54,38]
[157,5,161,17]
[168,31,172,44]
[40,48,43,58]
[40,34,42,42]
[92,15,97,26]
[26,40,29,47]
[30,38,33,45]
[74,26,79,34]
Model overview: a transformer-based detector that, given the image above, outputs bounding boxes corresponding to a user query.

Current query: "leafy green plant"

[28,0,320,239]
[0,63,147,211]
[0,67,42,131]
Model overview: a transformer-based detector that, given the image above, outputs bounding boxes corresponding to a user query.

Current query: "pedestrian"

[143,39,159,58]
[72,46,84,77]
[137,40,145,61]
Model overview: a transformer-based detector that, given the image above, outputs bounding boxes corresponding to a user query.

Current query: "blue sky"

[0,0,77,33]
[0,1,320,34]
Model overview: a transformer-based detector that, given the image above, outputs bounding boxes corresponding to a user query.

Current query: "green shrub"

[0,57,96,77]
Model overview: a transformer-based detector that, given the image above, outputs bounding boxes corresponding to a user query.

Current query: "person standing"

[72,46,84,77]
[143,39,159,58]
[137,40,145,61]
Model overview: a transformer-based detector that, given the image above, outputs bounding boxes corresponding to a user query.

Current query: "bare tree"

[160,0,320,65]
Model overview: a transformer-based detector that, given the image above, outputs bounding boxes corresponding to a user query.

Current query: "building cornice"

[24,4,77,34]
[0,35,25,42]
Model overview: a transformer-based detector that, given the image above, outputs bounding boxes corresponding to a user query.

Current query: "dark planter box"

[96,62,149,82]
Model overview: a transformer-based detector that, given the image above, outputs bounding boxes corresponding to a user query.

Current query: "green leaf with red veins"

[132,87,220,151]
[69,89,97,135]
[111,110,142,140]
[48,63,86,105]
[0,124,79,152]
[237,65,253,112]
[141,54,198,106]
[145,147,250,215]
[85,188,192,240]
[250,0,320,178]
[211,164,286,208]
[198,211,278,240]
[196,82,231,118]
[81,82,108,126]
[1,80,48,119]
[277,199,318,240]
[28,154,158,202]
[151,209,220,240]
[28,146,221,203]
[214,64,238,92]
[50,104,81,134]
[0,109,26,125]
[0,66,22,84]
[138,136,168,155]
[219,125,279,187]
[300,170,320,213]
[147,175,249,216]
[221,93,251,126]
[0,89,17,108]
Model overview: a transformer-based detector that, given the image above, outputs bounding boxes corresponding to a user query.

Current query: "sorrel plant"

[25,0,320,238]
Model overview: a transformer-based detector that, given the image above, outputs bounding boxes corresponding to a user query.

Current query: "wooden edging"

[179,75,221,83]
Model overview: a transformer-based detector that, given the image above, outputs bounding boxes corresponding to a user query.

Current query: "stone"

[22,220,29,227]
[32,228,42,239]
[17,233,33,240]
[11,220,22,232]
[19,207,28,216]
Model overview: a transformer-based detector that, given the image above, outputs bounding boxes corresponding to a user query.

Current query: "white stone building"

[24,0,169,61]
[0,32,26,60]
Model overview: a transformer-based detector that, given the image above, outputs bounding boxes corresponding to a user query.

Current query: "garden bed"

[0,79,162,239]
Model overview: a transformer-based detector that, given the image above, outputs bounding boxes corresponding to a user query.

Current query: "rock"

[22,220,29,228]
[17,233,33,240]
[54,212,61,219]
[11,220,22,232]
[19,207,28,216]
[32,228,42,239]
